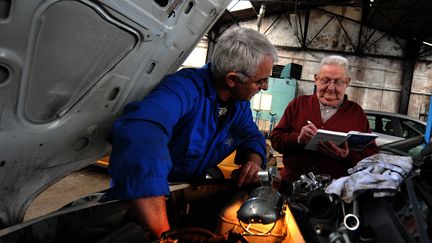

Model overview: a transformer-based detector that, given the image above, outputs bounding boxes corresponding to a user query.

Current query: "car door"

[367,113,404,146]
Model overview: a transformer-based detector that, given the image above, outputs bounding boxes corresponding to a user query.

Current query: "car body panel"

[0,0,231,227]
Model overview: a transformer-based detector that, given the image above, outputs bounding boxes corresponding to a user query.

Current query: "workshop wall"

[233,5,431,121]
[183,5,432,121]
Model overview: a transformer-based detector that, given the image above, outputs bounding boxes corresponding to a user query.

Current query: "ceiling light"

[227,0,252,12]
[423,41,432,47]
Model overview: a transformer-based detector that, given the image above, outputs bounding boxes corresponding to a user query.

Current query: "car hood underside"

[0,0,230,228]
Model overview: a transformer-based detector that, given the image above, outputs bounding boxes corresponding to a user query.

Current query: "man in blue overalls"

[104,27,278,238]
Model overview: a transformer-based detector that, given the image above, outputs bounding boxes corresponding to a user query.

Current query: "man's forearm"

[246,152,263,167]
[235,152,263,187]
[131,196,170,238]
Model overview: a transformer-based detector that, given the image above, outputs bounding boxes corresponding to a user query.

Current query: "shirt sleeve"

[106,75,197,199]
[233,103,267,169]
[270,98,304,154]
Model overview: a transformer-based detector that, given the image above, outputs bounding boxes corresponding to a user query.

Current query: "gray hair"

[319,55,350,76]
[211,27,278,82]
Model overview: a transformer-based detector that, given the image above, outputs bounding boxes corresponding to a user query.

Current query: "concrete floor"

[24,166,111,221]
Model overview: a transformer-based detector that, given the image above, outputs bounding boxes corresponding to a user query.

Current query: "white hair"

[211,27,278,82]
[319,55,349,76]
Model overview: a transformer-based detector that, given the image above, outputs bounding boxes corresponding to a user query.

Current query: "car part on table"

[342,199,360,231]
[237,186,283,227]
[237,167,284,232]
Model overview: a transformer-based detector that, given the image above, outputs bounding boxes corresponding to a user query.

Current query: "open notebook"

[305,129,378,151]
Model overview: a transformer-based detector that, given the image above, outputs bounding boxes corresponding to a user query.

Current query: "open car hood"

[0,0,230,228]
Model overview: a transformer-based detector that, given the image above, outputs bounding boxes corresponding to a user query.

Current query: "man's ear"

[225,72,239,88]
[314,74,319,83]
[345,77,351,85]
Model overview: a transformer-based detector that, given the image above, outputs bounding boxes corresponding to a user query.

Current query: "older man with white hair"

[270,55,379,182]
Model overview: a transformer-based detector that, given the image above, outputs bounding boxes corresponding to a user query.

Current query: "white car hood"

[0,0,230,227]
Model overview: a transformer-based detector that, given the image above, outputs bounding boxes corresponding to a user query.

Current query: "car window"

[367,112,426,142]
[400,120,423,138]
[401,118,425,133]
[367,114,393,135]
[367,115,377,132]
[381,117,395,136]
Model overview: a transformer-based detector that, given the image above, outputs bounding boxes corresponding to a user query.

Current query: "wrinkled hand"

[236,161,261,187]
[318,140,350,158]
[298,122,318,144]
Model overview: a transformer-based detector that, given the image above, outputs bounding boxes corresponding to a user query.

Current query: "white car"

[365,110,427,146]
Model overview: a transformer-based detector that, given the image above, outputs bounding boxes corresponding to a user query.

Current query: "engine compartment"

[0,165,431,243]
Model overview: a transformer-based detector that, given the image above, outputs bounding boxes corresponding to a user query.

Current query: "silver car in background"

[365,109,427,146]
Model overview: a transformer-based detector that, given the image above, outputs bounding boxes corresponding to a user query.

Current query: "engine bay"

[1,158,431,243]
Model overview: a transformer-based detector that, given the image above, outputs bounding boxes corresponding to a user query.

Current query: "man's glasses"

[253,78,269,88]
[236,72,269,88]
[318,77,346,87]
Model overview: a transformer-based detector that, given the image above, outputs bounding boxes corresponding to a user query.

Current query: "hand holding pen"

[297,119,318,145]
[304,120,350,158]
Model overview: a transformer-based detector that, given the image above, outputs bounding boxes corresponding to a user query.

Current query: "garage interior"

[23,0,432,221]
[1,0,431,242]
[185,0,432,122]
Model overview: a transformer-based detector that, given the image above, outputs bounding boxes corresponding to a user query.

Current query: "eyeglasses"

[252,78,269,88]
[318,77,347,87]
[235,72,269,88]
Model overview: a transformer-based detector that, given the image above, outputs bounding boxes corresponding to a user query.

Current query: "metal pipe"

[343,200,360,231]
[256,4,266,31]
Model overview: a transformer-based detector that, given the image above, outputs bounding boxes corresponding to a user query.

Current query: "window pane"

[382,118,394,136]
[400,119,422,138]
[367,115,376,132]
